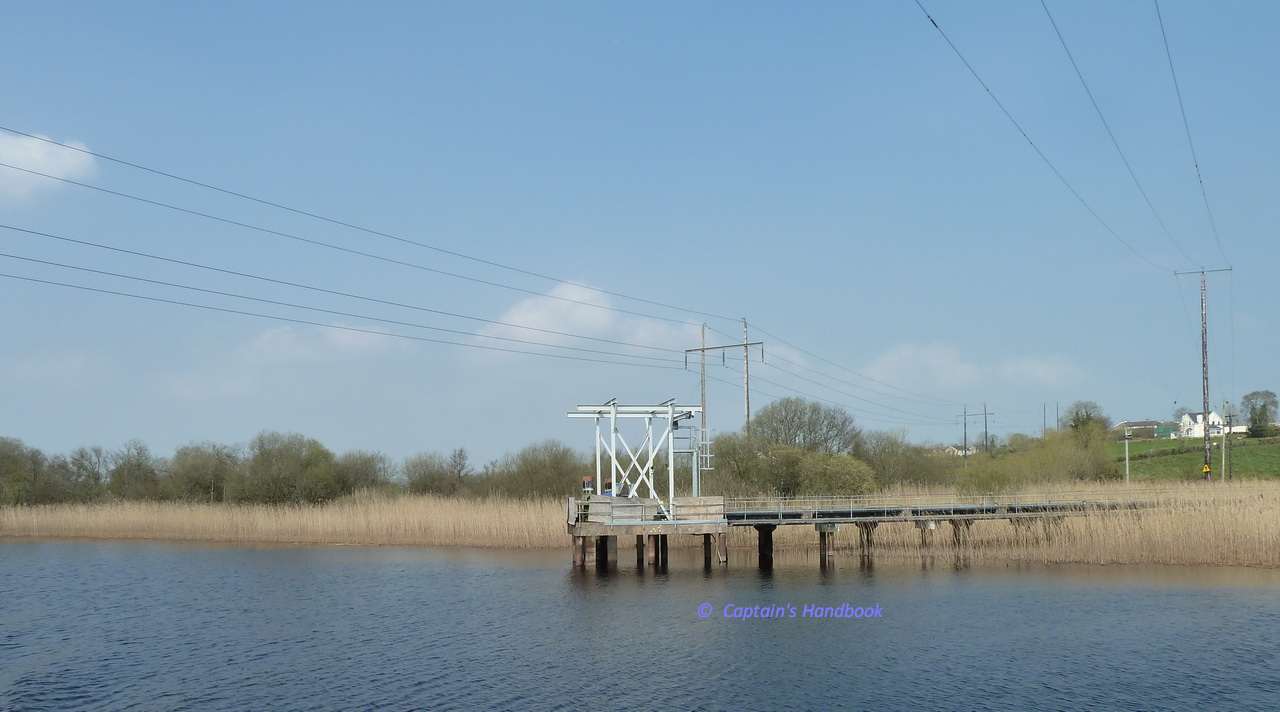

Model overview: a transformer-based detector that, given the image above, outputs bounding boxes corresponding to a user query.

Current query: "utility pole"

[1055,401,1060,431]
[1124,428,1132,483]
[957,405,995,467]
[983,401,990,455]
[1042,402,1047,439]
[1220,401,1227,479]
[742,318,751,432]
[685,333,763,436]
[699,323,707,438]
[1176,267,1232,481]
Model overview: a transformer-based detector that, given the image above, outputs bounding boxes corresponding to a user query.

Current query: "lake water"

[3,540,1280,711]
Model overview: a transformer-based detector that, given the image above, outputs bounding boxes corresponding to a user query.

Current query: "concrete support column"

[702,534,713,569]
[606,535,617,566]
[572,536,586,567]
[646,534,658,566]
[636,535,646,568]
[754,524,776,569]
[816,523,837,562]
[716,532,729,564]
[658,534,669,570]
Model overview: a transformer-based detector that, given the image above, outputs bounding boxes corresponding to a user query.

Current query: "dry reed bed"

[0,494,565,549]
[3,483,1279,567]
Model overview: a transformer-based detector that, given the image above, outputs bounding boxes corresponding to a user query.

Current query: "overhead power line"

[756,360,953,423]
[0,251,685,364]
[749,323,961,406]
[0,124,741,325]
[0,272,687,370]
[3,125,981,416]
[1040,0,1199,268]
[0,160,704,328]
[0,223,682,355]
[912,0,1171,273]
[1153,0,1229,265]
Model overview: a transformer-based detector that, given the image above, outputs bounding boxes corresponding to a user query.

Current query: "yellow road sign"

[1202,464,1212,474]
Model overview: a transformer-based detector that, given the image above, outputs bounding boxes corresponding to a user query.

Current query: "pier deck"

[567,490,1162,569]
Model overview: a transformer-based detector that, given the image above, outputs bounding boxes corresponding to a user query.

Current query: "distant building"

[943,445,977,457]
[1177,412,1248,438]
[1112,420,1161,439]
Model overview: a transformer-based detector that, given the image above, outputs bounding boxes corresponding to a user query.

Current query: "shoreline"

[4,482,1279,567]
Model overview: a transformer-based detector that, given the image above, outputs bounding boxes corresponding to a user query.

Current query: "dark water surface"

[3,540,1280,711]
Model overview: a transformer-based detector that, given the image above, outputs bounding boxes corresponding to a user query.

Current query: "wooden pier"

[567,491,1159,569]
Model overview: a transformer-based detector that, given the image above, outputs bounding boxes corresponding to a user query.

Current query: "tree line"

[1,397,1131,507]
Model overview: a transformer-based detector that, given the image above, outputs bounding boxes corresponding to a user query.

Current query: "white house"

[943,445,978,457]
[1177,412,1247,438]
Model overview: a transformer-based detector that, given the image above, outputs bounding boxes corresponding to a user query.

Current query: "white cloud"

[0,132,96,200]
[996,355,1084,388]
[863,342,1083,393]
[478,283,698,359]
[164,325,398,400]
[239,324,393,364]
[0,351,96,384]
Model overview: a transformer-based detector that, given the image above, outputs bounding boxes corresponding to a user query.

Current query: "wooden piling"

[856,522,878,552]
[658,534,669,569]
[716,532,729,564]
[702,534,713,569]
[646,534,658,566]
[635,535,645,568]
[572,536,586,567]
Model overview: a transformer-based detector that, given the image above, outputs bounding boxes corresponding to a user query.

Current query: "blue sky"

[1,1,1275,462]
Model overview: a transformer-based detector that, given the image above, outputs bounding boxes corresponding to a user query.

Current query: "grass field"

[1109,437,1280,480]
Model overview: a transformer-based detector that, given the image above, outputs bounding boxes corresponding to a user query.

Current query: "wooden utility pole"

[1176,267,1231,481]
[699,323,707,437]
[685,332,763,436]
[957,405,995,468]
[983,402,990,455]
[742,318,751,432]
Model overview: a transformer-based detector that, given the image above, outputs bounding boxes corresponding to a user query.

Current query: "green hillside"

[1110,437,1280,480]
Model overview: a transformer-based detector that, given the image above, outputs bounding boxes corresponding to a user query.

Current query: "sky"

[1,1,1276,463]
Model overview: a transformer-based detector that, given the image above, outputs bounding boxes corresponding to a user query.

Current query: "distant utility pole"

[685,330,763,436]
[1042,402,1047,439]
[957,405,995,467]
[742,318,751,431]
[1124,428,1132,483]
[1176,267,1232,481]
[983,402,990,455]
[699,324,707,438]
[1222,400,1232,481]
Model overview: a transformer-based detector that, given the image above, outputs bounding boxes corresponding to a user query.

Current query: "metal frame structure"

[567,400,704,512]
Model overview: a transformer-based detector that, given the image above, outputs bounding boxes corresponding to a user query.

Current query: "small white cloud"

[478,283,698,357]
[863,343,984,392]
[863,342,1083,392]
[996,355,1083,388]
[239,324,395,364]
[164,325,398,400]
[0,351,95,384]
[0,132,96,200]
